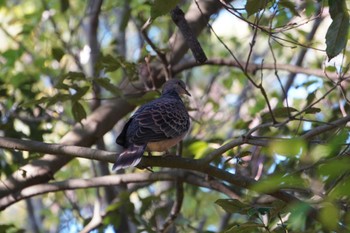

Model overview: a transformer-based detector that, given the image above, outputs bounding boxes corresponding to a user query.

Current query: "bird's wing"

[127,98,189,145]
[116,118,132,147]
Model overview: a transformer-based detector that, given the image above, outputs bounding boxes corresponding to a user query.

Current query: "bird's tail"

[112,144,146,171]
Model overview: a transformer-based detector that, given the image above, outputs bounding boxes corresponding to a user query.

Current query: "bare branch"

[172,58,346,80]
[302,115,350,140]
[171,6,207,63]
[159,179,184,233]
[0,136,115,163]
[0,170,239,211]
[201,137,268,164]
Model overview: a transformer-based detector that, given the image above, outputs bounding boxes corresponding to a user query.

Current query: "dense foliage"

[1,0,350,232]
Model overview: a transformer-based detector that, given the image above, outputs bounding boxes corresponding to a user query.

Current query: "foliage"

[1,0,350,232]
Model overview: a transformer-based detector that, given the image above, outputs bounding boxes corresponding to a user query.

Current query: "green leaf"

[94,77,120,95]
[52,47,65,61]
[215,199,250,214]
[3,48,24,67]
[223,77,233,89]
[252,174,307,193]
[261,107,298,121]
[326,0,349,60]
[95,54,121,73]
[60,0,69,13]
[319,202,340,231]
[317,158,350,181]
[329,176,350,199]
[279,0,300,17]
[287,202,311,231]
[188,141,208,159]
[71,101,87,122]
[304,107,320,114]
[21,97,49,107]
[329,0,347,19]
[0,224,25,233]
[47,93,71,106]
[151,0,180,20]
[65,71,86,81]
[72,86,90,100]
[119,8,130,31]
[306,91,316,106]
[245,0,270,17]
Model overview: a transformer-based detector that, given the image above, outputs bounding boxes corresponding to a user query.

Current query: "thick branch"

[302,114,350,140]
[0,171,240,211]
[0,136,304,211]
[0,136,114,162]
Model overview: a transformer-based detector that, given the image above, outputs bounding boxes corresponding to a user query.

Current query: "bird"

[112,79,191,170]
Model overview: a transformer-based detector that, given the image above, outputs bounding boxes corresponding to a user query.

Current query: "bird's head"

[162,79,191,96]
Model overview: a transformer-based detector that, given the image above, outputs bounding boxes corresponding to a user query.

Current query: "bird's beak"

[183,88,191,96]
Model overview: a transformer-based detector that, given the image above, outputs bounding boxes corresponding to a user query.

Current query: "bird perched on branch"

[113,79,191,170]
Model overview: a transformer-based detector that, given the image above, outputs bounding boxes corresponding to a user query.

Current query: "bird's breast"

[146,134,186,152]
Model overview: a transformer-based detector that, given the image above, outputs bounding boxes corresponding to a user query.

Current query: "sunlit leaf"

[151,0,180,20]
[188,141,208,159]
[319,202,340,231]
[252,174,308,193]
[269,138,306,157]
[287,202,311,231]
[261,107,298,121]
[3,48,24,67]
[317,158,350,181]
[329,176,350,199]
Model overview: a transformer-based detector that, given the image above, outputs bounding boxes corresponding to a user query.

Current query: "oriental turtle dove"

[113,79,191,170]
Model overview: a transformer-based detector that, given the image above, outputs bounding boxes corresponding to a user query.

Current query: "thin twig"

[159,179,184,233]
[194,0,276,122]
[141,18,171,80]
[172,58,348,80]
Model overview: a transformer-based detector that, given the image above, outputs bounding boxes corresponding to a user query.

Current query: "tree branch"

[172,58,346,80]
[0,170,239,211]
[0,136,305,212]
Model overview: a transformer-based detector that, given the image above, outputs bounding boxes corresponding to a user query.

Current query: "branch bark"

[0,170,240,211]
[0,135,314,213]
